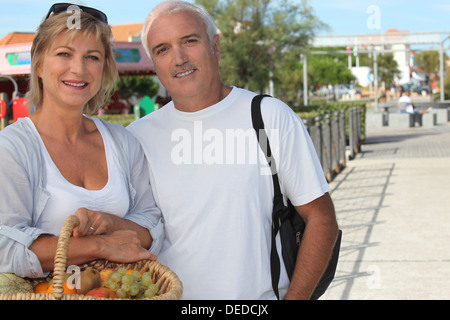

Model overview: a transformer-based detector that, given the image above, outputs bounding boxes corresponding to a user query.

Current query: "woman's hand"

[73,208,114,237]
[72,208,157,263]
[97,230,157,262]
[70,207,154,261]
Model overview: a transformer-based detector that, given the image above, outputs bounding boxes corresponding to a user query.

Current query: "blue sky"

[0,0,449,40]
[310,0,450,35]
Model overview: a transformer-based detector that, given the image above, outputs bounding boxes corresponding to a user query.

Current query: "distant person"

[431,80,438,94]
[398,91,431,114]
[0,3,163,278]
[390,83,396,100]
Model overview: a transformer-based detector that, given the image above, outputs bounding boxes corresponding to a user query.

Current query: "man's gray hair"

[141,0,219,59]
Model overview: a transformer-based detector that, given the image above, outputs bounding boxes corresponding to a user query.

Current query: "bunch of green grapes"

[103,267,159,299]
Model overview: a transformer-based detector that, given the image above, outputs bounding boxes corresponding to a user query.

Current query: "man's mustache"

[171,63,198,77]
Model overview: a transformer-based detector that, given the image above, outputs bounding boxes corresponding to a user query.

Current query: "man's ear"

[213,34,222,60]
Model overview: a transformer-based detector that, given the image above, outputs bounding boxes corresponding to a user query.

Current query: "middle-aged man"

[128,0,339,300]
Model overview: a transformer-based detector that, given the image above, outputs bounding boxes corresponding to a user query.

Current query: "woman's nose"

[70,56,86,75]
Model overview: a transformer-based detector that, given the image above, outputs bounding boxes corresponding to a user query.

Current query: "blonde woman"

[0,3,163,278]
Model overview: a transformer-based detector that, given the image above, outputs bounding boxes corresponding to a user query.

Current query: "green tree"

[307,48,355,88]
[115,76,159,106]
[415,51,441,74]
[377,53,401,86]
[272,50,303,106]
[195,0,327,93]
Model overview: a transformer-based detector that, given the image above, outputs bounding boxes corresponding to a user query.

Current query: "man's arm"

[284,192,339,300]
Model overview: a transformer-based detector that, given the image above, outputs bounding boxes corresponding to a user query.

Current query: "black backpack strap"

[251,94,282,194]
[251,94,283,300]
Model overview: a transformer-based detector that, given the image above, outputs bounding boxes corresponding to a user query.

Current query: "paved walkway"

[321,121,450,300]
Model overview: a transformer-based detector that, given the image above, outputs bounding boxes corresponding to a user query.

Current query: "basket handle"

[52,215,80,299]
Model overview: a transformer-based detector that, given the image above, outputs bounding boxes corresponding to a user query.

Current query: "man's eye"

[156,47,167,55]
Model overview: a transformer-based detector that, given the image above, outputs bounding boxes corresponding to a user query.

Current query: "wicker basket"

[0,215,183,300]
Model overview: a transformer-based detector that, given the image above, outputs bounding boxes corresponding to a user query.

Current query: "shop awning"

[0,41,155,76]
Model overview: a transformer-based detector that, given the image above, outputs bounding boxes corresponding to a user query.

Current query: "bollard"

[383,107,389,126]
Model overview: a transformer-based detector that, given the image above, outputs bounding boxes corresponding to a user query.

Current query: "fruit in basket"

[102,270,158,299]
[46,281,77,294]
[0,273,33,294]
[100,268,115,286]
[144,284,159,299]
[127,269,142,277]
[77,268,101,295]
[85,287,118,298]
[46,272,77,294]
[33,281,50,294]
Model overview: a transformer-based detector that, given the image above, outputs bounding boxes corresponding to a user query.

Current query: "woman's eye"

[87,55,100,61]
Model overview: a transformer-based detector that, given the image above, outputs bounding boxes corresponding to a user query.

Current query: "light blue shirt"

[0,117,164,278]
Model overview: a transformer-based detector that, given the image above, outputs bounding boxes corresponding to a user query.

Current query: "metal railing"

[303,106,363,182]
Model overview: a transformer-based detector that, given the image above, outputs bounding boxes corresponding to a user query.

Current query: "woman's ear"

[36,63,42,78]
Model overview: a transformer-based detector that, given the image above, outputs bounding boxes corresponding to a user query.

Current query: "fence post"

[349,107,356,160]
[339,110,346,168]
[323,114,332,182]
[314,116,323,174]
[356,106,362,153]
[303,118,310,134]
[333,111,340,174]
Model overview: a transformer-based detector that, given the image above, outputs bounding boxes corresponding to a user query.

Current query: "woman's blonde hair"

[26,12,118,115]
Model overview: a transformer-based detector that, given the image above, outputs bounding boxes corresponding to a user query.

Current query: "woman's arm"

[73,208,152,249]
[29,230,156,273]
[31,208,157,273]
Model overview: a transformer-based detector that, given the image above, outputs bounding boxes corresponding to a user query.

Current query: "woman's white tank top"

[28,117,129,236]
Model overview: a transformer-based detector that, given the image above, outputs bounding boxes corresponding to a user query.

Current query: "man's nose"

[173,46,189,66]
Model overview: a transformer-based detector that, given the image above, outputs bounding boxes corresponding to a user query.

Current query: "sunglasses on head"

[44,2,108,24]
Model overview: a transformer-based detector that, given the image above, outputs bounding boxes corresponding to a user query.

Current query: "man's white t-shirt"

[128,87,330,299]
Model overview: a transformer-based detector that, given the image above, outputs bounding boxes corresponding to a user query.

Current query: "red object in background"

[105,91,128,114]
[0,100,6,119]
[13,98,28,122]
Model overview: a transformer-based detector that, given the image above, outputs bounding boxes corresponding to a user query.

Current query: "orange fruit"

[46,281,77,294]
[126,269,142,276]
[33,281,49,294]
